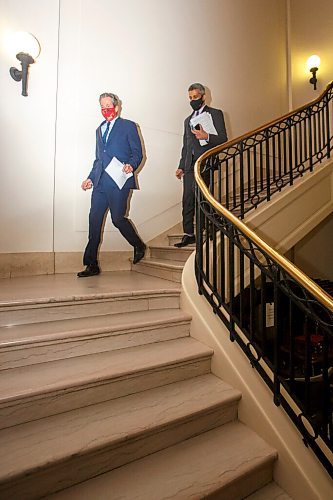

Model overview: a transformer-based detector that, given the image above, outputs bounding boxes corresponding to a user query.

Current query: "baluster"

[247,149,251,202]
[265,131,271,201]
[308,110,314,171]
[249,261,255,341]
[325,95,331,159]
[217,156,222,204]
[253,144,258,197]
[293,121,298,176]
[239,141,245,218]
[272,132,276,183]
[277,130,282,181]
[303,117,308,169]
[229,227,235,341]
[220,230,225,303]
[259,141,264,191]
[313,110,318,160]
[239,249,245,329]
[288,119,293,186]
[232,156,237,211]
[283,128,287,176]
[225,158,229,209]
[299,118,304,169]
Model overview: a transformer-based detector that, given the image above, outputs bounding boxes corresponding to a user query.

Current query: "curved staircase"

[0,238,291,499]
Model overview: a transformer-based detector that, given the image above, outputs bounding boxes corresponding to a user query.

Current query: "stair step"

[132,258,185,283]
[0,288,181,326]
[0,308,192,369]
[0,374,241,499]
[47,422,276,500]
[0,337,213,428]
[149,245,194,262]
[245,481,292,499]
[168,234,196,246]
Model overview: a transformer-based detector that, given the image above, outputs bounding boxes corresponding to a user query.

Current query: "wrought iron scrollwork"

[195,81,333,477]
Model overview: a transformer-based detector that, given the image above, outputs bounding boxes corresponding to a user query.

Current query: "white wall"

[0,0,289,255]
[290,0,333,108]
[0,0,59,252]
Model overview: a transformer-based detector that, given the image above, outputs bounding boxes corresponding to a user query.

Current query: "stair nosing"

[47,422,277,500]
[134,258,185,269]
[0,338,213,406]
[0,375,241,483]
[0,288,181,310]
[0,310,192,349]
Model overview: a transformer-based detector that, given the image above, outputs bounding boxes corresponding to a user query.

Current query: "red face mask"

[101,107,117,120]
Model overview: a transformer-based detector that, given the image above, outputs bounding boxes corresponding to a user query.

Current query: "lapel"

[98,121,106,143]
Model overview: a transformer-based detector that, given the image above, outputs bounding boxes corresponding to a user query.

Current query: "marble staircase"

[0,270,290,499]
[131,233,195,282]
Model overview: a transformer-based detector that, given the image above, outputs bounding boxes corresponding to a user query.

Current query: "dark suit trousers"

[182,169,210,235]
[83,186,142,266]
[182,171,195,235]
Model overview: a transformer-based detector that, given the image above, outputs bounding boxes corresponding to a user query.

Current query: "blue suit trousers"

[83,185,142,266]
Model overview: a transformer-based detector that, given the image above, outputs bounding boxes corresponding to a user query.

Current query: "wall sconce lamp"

[306,55,320,90]
[9,32,41,96]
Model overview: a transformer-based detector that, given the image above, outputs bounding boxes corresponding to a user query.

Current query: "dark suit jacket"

[179,105,228,172]
[88,117,143,190]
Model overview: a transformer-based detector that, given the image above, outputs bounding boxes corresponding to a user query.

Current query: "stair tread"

[136,258,185,268]
[149,245,194,251]
[245,481,292,499]
[49,421,276,500]
[0,374,241,482]
[0,337,212,403]
[0,271,180,308]
[0,308,191,345]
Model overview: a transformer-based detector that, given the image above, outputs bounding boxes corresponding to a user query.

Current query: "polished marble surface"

[49,421,276,500]
[0,271,180,305]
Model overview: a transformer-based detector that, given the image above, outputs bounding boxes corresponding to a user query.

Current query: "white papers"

[190,111,218,146]
[105,156,133,189]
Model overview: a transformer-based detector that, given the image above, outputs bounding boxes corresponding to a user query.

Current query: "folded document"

[105,157,133,189]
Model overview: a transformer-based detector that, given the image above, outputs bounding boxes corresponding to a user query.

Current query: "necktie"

[102,122,110,144]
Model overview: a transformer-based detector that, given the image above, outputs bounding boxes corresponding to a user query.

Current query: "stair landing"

[0,270,180,305]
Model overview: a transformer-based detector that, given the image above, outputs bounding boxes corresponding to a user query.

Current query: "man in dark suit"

[174,83,228,247]
[78,92,146,277]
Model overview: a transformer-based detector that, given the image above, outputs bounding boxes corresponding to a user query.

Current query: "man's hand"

[191,125,208,141]
[175,168,184,180]
[123,164,134,174]
[81,179,93,191]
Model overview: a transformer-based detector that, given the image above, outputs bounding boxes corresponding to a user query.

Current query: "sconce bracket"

[309,67,318,90]
[10,66,23,81]
[9,52,35,96]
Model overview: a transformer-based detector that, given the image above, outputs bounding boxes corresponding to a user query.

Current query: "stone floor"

[0,271,180,304]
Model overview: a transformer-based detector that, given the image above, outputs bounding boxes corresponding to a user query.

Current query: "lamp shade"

[306,55,320,71]
[7,31,41,60]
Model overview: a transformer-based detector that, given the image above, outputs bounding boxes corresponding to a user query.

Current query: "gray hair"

[99,92,120,106]
[188,83,205,95]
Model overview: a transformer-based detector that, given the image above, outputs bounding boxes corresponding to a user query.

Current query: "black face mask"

[190,98,204,111]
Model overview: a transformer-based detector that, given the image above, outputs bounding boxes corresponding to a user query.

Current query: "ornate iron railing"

[194,82,333,477]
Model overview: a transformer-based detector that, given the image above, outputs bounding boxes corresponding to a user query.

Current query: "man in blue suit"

[78,92,146,277]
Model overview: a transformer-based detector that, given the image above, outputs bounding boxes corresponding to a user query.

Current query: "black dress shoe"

[174,235,195,248]
[133,243,146,264]
[77,265,100,278]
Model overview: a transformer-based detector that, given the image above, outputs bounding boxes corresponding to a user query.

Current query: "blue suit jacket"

[88,117,143,190]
